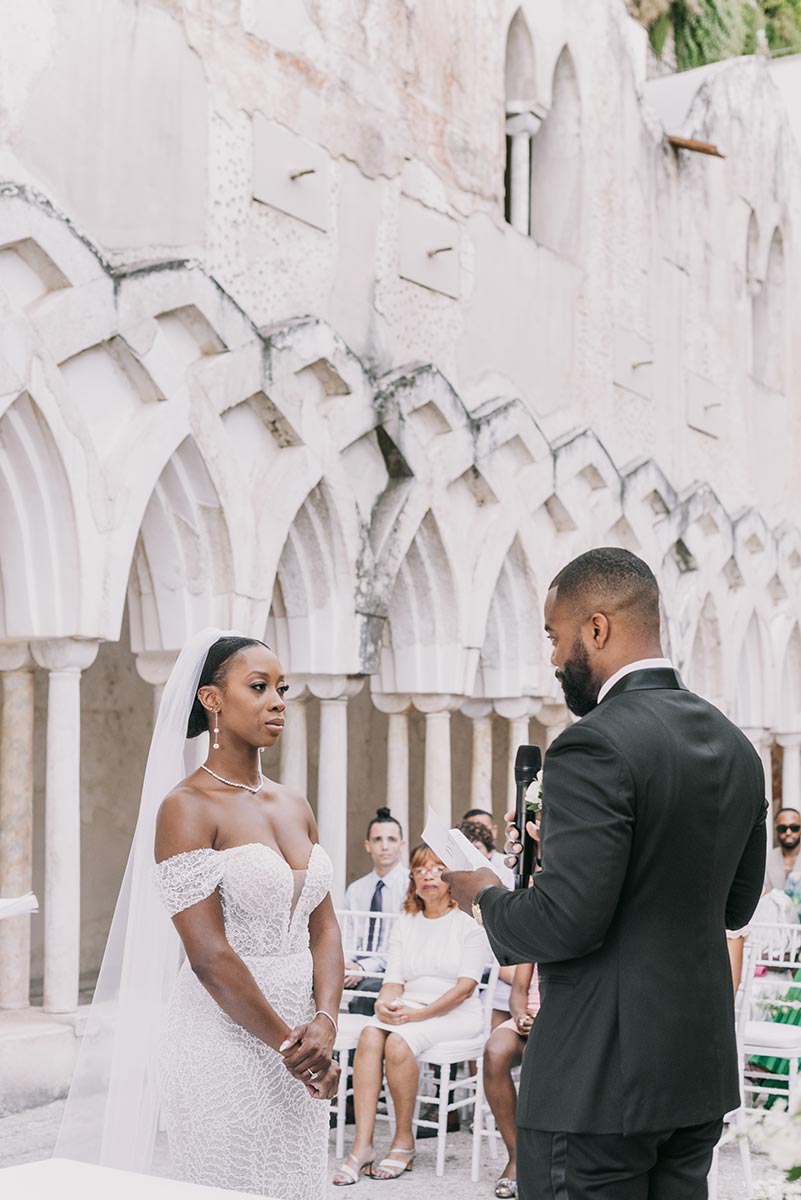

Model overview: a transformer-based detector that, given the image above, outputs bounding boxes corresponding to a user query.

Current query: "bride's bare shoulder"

[155,778,216,862]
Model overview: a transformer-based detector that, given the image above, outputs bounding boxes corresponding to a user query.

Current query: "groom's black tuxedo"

[479,669,766,1141]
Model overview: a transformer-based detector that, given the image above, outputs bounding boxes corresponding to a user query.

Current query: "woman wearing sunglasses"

[333,844,489,1185]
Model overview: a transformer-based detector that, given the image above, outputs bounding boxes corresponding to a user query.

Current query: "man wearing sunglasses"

[764,807,801,894]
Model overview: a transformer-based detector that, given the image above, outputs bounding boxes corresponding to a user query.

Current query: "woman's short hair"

[186,636,267,738]
[458,820,494,855]
[403,843,456,915]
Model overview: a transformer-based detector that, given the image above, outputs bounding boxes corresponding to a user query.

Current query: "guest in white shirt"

[342,807,407,1014]
[333,845,487,1185]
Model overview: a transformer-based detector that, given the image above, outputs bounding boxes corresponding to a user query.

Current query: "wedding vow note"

[422,808,492,872]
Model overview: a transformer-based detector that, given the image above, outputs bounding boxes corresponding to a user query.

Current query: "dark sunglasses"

[777,824,801,834]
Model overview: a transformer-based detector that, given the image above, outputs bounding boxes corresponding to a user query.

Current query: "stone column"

[279,682,310,796]
[777,731,801,840]
[495,698,540,813]
[743,727,775,855]
[307,676,363,905]
[135,650,179,723]
[0,643,35,1009]
[461,699,494,814]
[505,110,543,235]
[371,693,412,842]
[413,695,459,827]
[31,638,99,1014]
[538,702,570,750]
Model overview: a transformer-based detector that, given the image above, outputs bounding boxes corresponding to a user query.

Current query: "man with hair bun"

[342,807,407,1015]
[446,547,767,1199]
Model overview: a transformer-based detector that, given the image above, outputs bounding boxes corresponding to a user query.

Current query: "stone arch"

[271,478,360,675]
[382,510,463,694]
[0,391,80,637]
[127,435,234,652]
[530,46,582,258]
[686,594,723,706]
[752,227,786,392]
[780,624,801,726]
[503,9,539,233]
[475,536,542,698]
[734,611,770,728]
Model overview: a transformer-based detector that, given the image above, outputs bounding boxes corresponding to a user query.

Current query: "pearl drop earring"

[212,710,220,751]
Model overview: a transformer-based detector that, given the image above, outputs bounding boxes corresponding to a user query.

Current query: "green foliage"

[636,0,801,68]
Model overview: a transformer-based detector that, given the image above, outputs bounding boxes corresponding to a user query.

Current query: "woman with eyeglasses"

[333,844,488,1185]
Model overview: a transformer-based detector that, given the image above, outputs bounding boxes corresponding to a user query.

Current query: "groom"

[445,548,766,1199]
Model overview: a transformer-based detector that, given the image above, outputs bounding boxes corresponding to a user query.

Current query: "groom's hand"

[503,809,540,870]
[442,866,502,915]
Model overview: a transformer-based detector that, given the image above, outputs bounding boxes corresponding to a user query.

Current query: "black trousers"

[517,1118,723,1200]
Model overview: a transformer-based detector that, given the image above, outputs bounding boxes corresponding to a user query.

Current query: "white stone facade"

[0,0,800,1042]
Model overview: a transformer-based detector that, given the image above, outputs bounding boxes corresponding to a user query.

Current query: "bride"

[55,630,343,1199]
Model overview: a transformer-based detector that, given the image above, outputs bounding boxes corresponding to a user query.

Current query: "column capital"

[537,701,570,730]
[370,691,412,716]
[411,693,461,716]
[0,641,32,672]
[461,699,494,721]
[306,674,364,702]
[775,731,801,749]
[741,726,772,750]
[494,696,541,721]
[31,638,99,674]
[135,650,178,688]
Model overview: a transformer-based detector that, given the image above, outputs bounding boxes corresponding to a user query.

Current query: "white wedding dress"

[154,841,333,1198]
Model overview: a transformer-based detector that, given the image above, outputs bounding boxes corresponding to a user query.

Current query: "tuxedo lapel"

[601,668,686,704]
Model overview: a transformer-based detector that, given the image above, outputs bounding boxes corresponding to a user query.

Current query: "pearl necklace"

[201,765,264,794]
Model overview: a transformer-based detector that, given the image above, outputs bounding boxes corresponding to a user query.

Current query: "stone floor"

[0,1098,795,1198]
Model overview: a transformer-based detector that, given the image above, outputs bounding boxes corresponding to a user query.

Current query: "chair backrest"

[746,921,801,1022]
[336,908,401,981]
[734,936,758,1043]
[480,961,501,1038]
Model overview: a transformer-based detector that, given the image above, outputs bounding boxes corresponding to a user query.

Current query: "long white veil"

[55,627,236,1172]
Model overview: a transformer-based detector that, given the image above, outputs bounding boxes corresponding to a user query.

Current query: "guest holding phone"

[333,844,488,1185]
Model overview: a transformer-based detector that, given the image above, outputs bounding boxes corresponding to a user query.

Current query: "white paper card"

[0,892,38,921]
[422,807,492,872]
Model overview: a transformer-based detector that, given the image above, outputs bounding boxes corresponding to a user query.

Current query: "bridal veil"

[55,627,235,1172]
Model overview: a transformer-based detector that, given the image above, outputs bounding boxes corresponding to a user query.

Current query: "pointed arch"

[383,511,463,693]
[686,594,723,706]
[505,9,536,106]
[0,392,79,636]
[735,612,770,727]
[530,47,582,258]
[271,479,358,674]
[781,624,801,724]
[476,536,541,697]
[752,227,786,392]
[503,9,538,233]
[127,436,234,651]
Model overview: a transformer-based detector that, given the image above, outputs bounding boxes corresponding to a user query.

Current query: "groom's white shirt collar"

[597,658,673,704]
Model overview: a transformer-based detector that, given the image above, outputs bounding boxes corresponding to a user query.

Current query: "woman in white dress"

[54,630,342,1200]
[154,636,342,1196]
[334,844,488,1185]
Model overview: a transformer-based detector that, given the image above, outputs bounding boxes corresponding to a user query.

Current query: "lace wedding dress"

[155,841,333,1198]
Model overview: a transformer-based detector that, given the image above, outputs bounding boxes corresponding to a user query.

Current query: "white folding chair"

[412,962,500,1177]
[470,974,522,1182]
[742,922,801,1111]
[708,937,757,1200]
[331,909,399,1157]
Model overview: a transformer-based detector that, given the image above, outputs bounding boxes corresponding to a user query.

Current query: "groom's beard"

[556,638,599,717]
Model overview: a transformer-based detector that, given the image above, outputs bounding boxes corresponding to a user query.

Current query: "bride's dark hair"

[186,636,268,738]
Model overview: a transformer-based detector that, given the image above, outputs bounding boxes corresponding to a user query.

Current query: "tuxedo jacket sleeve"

[480,722,635,965]
[724,794,768,930]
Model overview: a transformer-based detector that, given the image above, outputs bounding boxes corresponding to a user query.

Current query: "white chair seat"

[744,1020,801,1052]
[334,1012,370,1051]
[421,1036,486,1066]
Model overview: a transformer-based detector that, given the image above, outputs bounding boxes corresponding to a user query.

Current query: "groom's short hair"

[550,548,660,632]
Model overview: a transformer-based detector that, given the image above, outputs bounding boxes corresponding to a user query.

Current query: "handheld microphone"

[513,744,542,890]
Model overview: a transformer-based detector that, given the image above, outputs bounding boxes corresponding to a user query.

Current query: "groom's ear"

[589,612,610,650]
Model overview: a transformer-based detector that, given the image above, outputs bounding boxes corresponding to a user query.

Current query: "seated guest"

[333,845,488,1185]
[343,807,407,1015]
[765,807,801,914]
[482,962,540,1199]
[459,820,516,1027]
[462,807,513,881]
